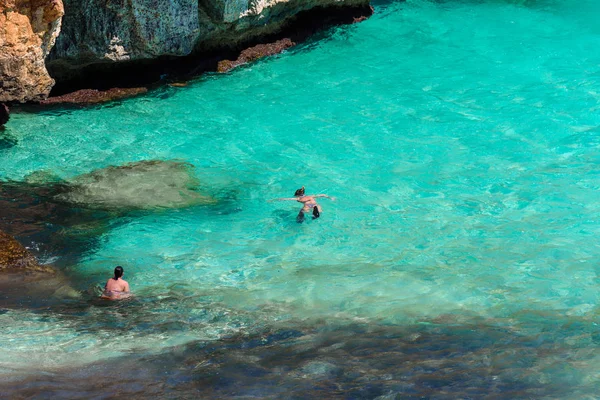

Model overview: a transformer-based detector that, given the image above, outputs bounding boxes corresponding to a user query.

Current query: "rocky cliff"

[47,0,370,91]
[51,0,368,62]
[1,0,370,103]
[0,0,64,102]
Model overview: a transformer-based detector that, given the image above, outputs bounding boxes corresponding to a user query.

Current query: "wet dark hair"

[294,186,305,197]
[114,266,124,280]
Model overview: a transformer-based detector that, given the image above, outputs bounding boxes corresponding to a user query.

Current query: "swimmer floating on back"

[273,186,335,223]
[101,266,131,300]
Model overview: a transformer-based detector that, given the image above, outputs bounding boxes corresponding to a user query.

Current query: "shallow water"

[2,0,600,397]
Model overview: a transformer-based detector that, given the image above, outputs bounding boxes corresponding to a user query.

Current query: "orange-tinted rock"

[352,6,374,23]
[40,87,148,105]
[0,0,64,102]
[217,38,295,73]
[0,229,54,273]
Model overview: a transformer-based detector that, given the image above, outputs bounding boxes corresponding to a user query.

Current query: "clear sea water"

[2,0,600,397]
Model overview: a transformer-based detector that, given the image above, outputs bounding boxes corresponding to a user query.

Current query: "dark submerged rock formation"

[0,160,217,276]
[0,317,591,398]
[55,160,217,210]
[0,179,108,268]
[0,159,219,300]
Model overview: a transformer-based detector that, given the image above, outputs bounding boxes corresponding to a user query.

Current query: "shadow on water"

[0,180,114,267]
[1,311,599,399]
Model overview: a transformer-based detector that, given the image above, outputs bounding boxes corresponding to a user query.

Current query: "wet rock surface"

[0,229,54,273]
[217,38,295,72]
[40,87,148,105]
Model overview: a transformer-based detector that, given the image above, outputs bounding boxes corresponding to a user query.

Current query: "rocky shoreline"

[0,0,372,115]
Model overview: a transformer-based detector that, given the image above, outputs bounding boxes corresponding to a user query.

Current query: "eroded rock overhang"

[0,0,372,104]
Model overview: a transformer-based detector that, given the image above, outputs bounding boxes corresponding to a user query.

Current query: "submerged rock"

[0,0,64,102]
[0,160,220,272]
[55,160,217,210]
[0,179,97,242]
[298,360,342,379]
[0,229,54,273]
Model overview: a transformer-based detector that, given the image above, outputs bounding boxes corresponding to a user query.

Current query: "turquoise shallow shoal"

[1,0,600,394]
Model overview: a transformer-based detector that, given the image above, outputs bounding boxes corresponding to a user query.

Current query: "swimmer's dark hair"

[294,186,305,197]
[114,266,124,280]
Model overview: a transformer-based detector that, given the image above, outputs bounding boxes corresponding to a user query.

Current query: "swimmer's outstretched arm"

[268,197,298,202]
[311,194,336,200]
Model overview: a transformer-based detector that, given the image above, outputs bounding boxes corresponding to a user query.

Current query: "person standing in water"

[101,266,131,300]
[273,186,335,223]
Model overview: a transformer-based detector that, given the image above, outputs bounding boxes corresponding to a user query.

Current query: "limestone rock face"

[0,0,64,102]
[1,0,368,100]
[51,0,200,62]
[0,229,54,273]
[49,0,368,65]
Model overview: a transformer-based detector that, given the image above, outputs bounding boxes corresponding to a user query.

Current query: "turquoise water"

[2,0,600,397]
